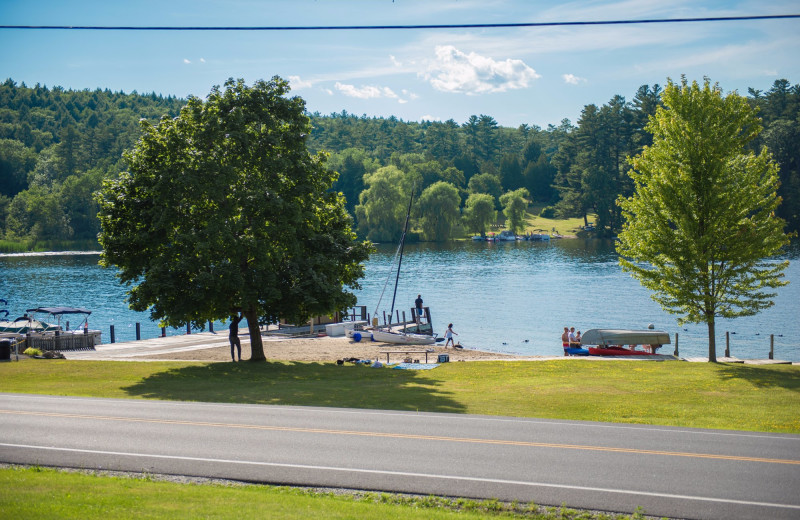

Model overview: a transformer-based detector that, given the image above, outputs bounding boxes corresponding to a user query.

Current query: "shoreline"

[82,333,542,363]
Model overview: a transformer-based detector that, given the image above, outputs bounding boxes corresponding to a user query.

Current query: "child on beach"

[444,323,458,347]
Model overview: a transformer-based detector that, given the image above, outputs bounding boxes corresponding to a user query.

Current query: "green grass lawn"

[2,358,798,433]
[0,465,646,520]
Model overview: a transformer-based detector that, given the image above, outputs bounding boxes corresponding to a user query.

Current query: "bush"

[23,347,43,357]
[539,206,556,219]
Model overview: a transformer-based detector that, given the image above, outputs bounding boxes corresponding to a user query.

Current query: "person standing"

[414,294,424,323]
[229,313,242,362]
[444,323,458,347]
[568,327,578,346]
[561,327,570,355]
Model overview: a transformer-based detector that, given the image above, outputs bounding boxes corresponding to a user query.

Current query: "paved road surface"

[1,393,798,520]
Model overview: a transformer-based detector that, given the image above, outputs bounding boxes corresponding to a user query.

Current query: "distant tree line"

[0,79,184,243]
[1,78,798,244]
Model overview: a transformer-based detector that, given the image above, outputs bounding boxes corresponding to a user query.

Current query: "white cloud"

[183,59,191,64]
[200,58,206,63]
[562,74,587,85]
[420,114,440,122]
[335,82,398,99]
[289,75,313,89]
[423,45,540,95]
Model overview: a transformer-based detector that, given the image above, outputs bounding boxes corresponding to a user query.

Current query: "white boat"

[498,230,517,241]
[370,329,436,345]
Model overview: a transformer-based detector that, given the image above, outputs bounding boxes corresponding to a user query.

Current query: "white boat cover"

[580,329,671,346]
[371,329,436,345]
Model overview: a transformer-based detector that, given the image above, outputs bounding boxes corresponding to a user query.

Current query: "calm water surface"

[1,240,798,361]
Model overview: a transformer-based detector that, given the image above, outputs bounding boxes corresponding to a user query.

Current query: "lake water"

[1,240,798,361]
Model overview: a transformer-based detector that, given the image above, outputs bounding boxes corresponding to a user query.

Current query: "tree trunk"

[707,318,717,363]
[245,307,266,362]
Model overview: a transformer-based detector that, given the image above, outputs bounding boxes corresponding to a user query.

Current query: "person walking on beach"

[229,313,242,362]
[444,323,458,347]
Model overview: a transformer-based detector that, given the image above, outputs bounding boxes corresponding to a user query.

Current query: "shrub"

[23,347,43,357]
[539,206,556,219]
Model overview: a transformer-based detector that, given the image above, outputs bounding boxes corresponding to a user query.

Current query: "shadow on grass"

[122,361,466,413]
[715,363,800,391]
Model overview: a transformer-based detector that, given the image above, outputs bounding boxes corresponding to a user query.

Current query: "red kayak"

[588,346,659,356]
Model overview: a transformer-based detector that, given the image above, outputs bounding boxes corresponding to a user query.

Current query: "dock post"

[66,321,69,331]
[135,323,141,341]
[770,334,774,360]
[402,311,406,333]
[186,323,191,335]
[208,321,214,333]
[396,310,400,325]
[725,331,730,358]
[110,325,115,344]
[383,311,387,325]
[161,327,166,338]
[674,333,679,357]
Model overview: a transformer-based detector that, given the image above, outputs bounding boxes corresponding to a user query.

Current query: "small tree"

[499,188,530,235]
[97,77,372,361]
[617,78,791,362]
[463,193,497,237]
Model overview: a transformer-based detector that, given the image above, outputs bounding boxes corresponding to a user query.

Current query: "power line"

[1,14,799,31]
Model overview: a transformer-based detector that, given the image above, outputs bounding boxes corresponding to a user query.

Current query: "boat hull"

[370,330,436,345]
[587,346,659,356]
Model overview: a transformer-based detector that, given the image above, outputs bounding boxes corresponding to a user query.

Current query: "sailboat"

[359,185,436,346]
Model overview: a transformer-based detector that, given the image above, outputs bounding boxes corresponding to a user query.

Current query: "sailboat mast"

[390,186,414,319]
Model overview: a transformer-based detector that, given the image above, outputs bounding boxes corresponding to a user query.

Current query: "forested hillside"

[1,78,797,246]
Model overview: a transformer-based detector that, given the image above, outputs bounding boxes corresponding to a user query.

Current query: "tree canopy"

[2,77,799,245]
[617,78,791,362]
[96,77,372,361]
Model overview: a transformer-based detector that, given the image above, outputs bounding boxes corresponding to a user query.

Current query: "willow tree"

[97,77,372,361]
[500,188,530,235]
[617,78,790,362]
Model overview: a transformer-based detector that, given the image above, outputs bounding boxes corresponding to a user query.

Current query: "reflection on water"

[1,240,798,361]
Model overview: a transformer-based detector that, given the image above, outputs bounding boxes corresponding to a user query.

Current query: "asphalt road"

[1,393,798,520]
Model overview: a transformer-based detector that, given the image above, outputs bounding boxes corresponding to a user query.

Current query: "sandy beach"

[140,333,536,363]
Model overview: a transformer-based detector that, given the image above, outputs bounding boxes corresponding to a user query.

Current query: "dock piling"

[135,322,141,341]
[725,331,730,357]
[110,325,115,344]
[674,332,679,357]
[770,334,774,360]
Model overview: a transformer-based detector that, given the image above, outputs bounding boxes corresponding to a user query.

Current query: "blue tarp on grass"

[392,363,440,370]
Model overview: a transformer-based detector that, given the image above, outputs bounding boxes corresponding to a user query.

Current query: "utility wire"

[1,14,799,31]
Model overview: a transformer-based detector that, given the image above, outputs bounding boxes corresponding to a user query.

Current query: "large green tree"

[417,181,461,241]
[617,78,791,362]
[463,192,497,237]
[354,165,412,242]
[499,188,530,235]
[96,77,372,361]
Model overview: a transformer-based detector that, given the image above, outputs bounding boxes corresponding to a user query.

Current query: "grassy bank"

[0,466,645,520]
[2,359,798,433]
[0,238,101,254]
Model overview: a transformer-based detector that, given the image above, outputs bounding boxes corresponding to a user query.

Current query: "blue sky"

[2,0,798,128]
